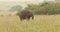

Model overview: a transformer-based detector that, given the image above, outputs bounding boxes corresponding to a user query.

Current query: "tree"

[25,2,60,15]
[9,5,22,12]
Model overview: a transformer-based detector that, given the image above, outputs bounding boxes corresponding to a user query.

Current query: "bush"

[25,2,60,15]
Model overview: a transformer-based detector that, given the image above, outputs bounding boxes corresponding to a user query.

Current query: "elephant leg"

[32,16,34,20]
[31,15,34,20]
[26,16,30,20]
[19,16,23,21]
[19,17,22,21]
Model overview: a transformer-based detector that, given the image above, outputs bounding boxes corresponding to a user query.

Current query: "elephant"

[18,9,34,21]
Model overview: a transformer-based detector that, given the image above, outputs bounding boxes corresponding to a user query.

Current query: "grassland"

[0,15,60,32]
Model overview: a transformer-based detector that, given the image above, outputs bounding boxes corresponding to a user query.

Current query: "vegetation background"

[0,1,60,32]
[24,2,60,15]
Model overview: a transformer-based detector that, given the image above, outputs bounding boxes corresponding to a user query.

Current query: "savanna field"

[0,15,60,32]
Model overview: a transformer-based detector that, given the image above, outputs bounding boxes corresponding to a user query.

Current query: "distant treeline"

[25,2,60,15]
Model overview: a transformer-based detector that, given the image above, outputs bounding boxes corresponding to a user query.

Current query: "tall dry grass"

[0,15,60,32]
